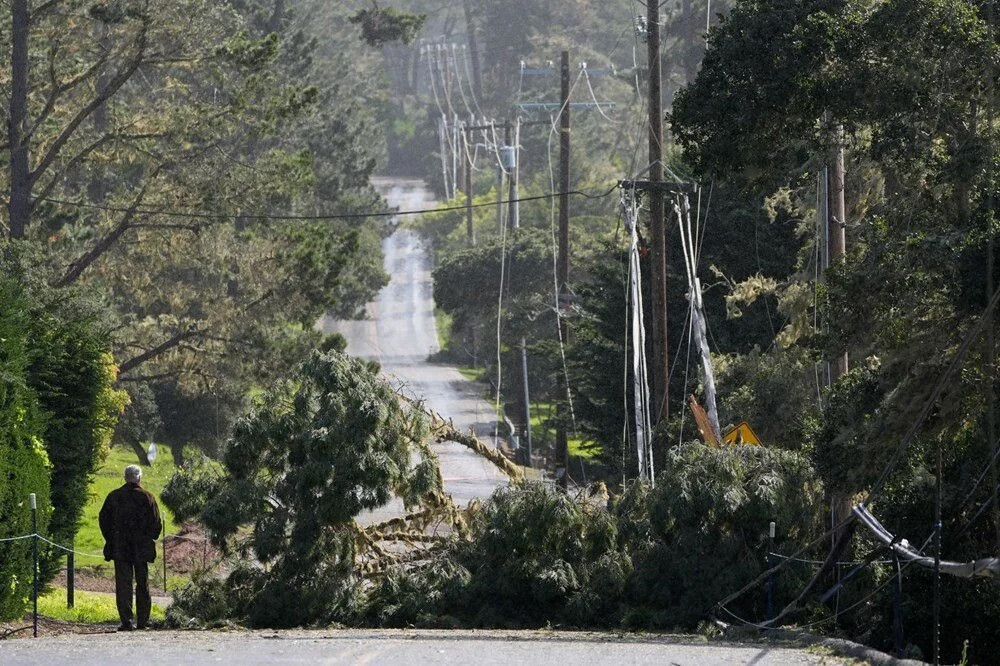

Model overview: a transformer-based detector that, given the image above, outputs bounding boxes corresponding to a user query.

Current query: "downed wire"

[855,505,1000,579]
[712,276,1000,624]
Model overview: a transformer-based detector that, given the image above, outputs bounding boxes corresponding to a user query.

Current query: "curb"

[764,628,925,665]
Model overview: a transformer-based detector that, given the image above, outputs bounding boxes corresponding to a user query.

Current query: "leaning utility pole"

[647,0,669,426]
[555,50,571,488]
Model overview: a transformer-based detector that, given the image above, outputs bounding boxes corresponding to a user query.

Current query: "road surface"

[0,628,846,665]
[317,178,507,517]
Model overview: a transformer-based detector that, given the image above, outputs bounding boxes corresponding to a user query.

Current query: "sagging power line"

[25,187,616,223]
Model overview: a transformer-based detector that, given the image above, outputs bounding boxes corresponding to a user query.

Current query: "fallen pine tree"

[160,356,819,633]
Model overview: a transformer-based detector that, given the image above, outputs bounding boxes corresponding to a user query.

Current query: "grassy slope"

[528,402,597,461]
[434,307,452,351]
[73,446,180,574]
[457,366,484,382]
[38,588,166,623]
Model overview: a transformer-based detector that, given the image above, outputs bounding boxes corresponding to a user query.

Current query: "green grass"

[73,446,181,579]
[457,365,485,382]
[37,587,166,623]
[454,372,599,463]
[434,307,452,352]
[529,402,599,461]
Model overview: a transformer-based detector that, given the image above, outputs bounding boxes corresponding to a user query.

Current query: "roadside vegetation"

[37,589,166,625]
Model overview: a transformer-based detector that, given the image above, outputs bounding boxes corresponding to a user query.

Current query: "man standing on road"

[99,464,162,631]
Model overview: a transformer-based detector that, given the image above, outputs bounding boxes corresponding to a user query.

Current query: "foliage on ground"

[167,444,820,632]
[622,444,820,628]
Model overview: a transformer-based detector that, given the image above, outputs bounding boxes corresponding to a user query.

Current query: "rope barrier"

[35,536,105,559]
[0,534,37,543]
[1,531,207,557]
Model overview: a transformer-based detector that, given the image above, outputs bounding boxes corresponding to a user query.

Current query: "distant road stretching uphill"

[317,177,507,519]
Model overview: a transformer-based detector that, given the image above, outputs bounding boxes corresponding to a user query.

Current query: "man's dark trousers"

[114,560,151,627]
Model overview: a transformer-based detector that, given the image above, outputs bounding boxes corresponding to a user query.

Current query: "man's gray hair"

[124,465,142,483]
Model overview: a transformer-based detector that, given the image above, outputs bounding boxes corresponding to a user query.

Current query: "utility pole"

[987,8,1000,553]
[933,441,942,666]
[496,124,505,234]
[824,122,853,569]
[506,120,519,229]
[441,45,451,104]
[8,0,30,239]
[505,123,532,467]
[555,50,571,488]
[647,0,670,427]
[463,120,475,247]
[459,119,500,246]
[461,0,483,101]
[828,129,848,378]
[453,113,460,204]
[505,57,610,480]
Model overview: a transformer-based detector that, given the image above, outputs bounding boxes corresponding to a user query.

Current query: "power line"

[713,281,1000,624]
[30,187,617,222]
[721,531,934,633]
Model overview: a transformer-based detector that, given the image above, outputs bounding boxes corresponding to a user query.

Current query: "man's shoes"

[117,622,134,632]
[136,623,149,630]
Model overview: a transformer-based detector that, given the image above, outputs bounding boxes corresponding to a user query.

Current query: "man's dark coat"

[99,482,162,562]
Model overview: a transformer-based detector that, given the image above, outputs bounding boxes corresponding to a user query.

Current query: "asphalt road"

[317,178,507,520]
[0,629,845,665]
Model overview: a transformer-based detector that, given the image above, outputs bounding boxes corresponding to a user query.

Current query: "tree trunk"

[87,23,112,204]
[170,442,185,467]
[126,437,152,466]
[8,0,31,239]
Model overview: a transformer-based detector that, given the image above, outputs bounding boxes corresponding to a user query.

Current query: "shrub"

[0,275,52,620]
[26,297,126,580]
